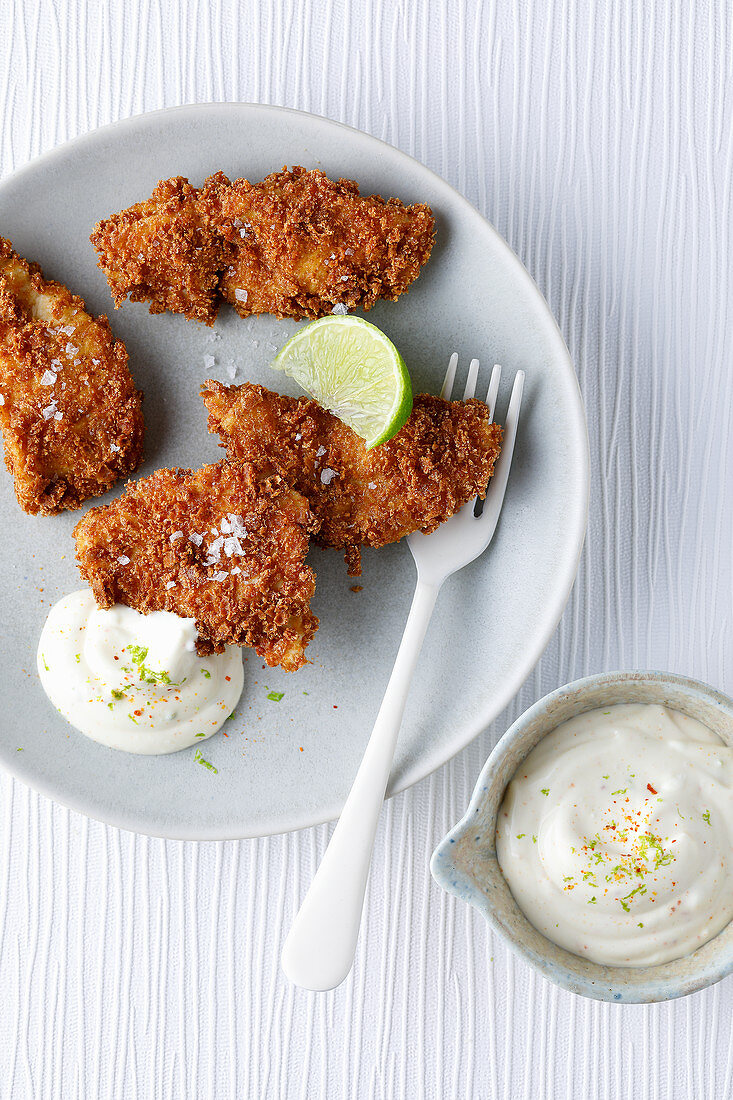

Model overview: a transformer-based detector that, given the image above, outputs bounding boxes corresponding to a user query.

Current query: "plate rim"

[0,101,590,839]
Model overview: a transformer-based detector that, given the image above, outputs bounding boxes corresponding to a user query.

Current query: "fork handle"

[281,577,440,991]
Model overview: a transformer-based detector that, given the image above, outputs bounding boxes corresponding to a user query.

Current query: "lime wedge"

[271,316,413,448]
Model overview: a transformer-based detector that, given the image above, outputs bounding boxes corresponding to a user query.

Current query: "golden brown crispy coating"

[0,238,144,515]
[202,382,502,576]
[91,168,435,324]
[73,461,319,671]
[199,166,435,319]
[90,176,231,325]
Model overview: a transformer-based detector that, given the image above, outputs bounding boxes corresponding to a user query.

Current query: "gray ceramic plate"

[0,104,588,839]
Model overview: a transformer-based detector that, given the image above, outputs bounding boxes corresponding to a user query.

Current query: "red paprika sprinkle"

[647,783,657,794]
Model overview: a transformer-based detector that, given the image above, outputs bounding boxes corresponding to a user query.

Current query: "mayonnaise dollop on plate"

[38,589,244,754]
[496,703,733,966]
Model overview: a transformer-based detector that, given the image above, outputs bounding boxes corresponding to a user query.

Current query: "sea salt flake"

[189,532,203,547]
[117,555,130,565]
[316,446,326,457]
[223,536,243,557]
[320,468,337,485]
[340,275,349,282]
[368,481,376,490]
[54,411,63,421]
[170,531,183,543]
[294,432,302,441]
[41,402,57,420]
[205,537,224,564]
[234,288,248,303]
[0,395,4,406]
[203,354,216,370]
[213,571,228,582]
[226,361,237,380]
[227,514,248,539]
[345,248,353,256]
[65,343,78,357]
[220,518,232,534]
[40,370,57,386]
[166,581,176,589]
[110,443,121,453]
[230,566,241,575]
[331,303,348,315]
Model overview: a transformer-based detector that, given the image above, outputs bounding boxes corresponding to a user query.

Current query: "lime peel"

[271,316,412,448]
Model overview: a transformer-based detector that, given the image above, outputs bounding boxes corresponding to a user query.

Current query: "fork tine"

[486,364,502,422]
[479,370,525,533]
[463,358,479,400]
[440,353,458,400]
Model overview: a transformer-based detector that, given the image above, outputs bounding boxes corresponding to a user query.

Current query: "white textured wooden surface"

[1,1,732,1096]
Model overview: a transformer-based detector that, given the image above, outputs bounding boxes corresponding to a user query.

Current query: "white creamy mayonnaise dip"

[496,703,733,966]
[37,589,243,754]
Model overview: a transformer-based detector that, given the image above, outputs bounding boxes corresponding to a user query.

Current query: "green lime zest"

[194,748,217,774]
[126,643,175,686]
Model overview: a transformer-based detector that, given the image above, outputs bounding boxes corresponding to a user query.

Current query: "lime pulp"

[270,316,413,448]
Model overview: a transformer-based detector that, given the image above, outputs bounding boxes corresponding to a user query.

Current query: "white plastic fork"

[281,359,525,991]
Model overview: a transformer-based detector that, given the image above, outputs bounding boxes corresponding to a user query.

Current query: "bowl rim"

[430,669,733,1003]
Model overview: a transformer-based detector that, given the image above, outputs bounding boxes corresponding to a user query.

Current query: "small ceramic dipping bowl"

[431,670,733,1003]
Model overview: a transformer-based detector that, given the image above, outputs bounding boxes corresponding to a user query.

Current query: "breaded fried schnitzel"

[202,382,502,576]
[73,461,318,671]
[0,238,144,515]
[90,176,229,325]
[90,167,435,324]
[199,166,435,319]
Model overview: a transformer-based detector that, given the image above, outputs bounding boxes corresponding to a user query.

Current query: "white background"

[1,1,732,1097]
